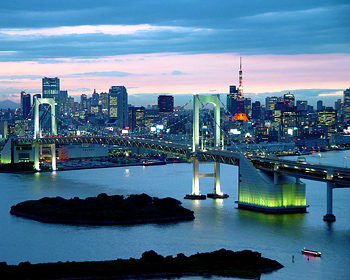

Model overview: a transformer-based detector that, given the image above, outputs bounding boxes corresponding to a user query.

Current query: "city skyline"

[0,1,349,106]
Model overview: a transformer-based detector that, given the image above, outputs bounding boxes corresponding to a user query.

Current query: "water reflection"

[124,168,130,178]
[237,209,306,231]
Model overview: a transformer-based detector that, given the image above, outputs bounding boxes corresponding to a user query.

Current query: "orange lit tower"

[233,56,249,121]
[238,56,243,98]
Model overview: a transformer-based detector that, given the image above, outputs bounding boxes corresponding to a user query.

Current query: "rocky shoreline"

[10,193,195,225]
[0,249,283,280]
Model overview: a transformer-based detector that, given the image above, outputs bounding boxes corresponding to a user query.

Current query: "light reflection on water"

[0,150,349,279]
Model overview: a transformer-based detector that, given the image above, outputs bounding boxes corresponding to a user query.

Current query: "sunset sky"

[0,0,349,107]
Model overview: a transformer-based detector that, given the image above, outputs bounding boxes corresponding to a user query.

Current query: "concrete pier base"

[184,194,206,200]
[324,182,336,222]
[207,193,229,199]
[237,202,308,213]
[323,214,336,222]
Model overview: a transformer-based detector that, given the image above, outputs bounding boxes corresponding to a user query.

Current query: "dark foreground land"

[10,193,195,225]
[0,249,283,279]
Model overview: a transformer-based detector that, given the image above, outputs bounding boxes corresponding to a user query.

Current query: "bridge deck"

[13,137,350,187]
[250,156,350,188]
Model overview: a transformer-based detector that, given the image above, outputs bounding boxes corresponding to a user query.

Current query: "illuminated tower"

[233,56,249,121]
[238,56,243,98]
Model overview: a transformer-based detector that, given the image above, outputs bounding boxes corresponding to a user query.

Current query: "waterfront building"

[108,86,128,128]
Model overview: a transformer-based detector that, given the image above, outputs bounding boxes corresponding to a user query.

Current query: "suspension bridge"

[5,94,350,222]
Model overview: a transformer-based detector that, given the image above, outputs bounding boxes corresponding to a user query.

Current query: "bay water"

[0,150,349,279]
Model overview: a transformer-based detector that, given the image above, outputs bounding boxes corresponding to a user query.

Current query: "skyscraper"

[284,92,295,108]
[92,89,99,106]
[158,95,174,113]
[227,85,239,115]
[108,86,128,127]
[20,91,31,118]
[42,77,60,101]
[296,100,308,111]
[344,88,350,124]
[81,94,88,109]
[251,101,261,120]
[317,100,324,111]
[266,96,278,111]
[32,94,41,105]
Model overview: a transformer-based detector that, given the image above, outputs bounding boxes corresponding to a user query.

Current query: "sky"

[0,0,349,107]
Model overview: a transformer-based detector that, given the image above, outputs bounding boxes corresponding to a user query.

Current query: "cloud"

[171,71,187,76]
[0,24,201,36]
[69,71,137,77]
[0,75,42,80]
[0,1,348,62]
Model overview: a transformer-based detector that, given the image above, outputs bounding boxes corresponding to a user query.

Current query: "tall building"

[58,90,68,115]
[317,100,324,111]
[266,96,278,111]
[80,94,88,109]
[284,92,295,108]
[343,88,350,124]
[20,91,31,118]
[317,108,337,137]
[33,94,41,105]
[92,89,99,106]
[99,92,108,115]
[158,95,174,113]
[296,100,308,111]
[251,101,261,120]
[42,77,60,101]
[108,86,128,127]
[227,85,239,115]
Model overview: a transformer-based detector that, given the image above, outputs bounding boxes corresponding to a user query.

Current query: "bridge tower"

[185,94,228,199]
[34,98,57,171]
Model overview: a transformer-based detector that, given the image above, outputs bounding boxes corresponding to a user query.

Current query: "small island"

[10,193,195,225]
[0,249,283,279]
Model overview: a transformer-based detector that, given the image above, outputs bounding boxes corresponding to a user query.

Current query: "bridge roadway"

[14,136,240,165]
[249,155,350,188]
[15,136,350,187]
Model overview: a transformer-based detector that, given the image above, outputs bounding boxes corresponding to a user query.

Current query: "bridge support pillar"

[51,144,56,171]
[207,162,229,199]
[323,182,336,222]
[184,158,206,199]
[34,143,40,171]
[274,172,279,184]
